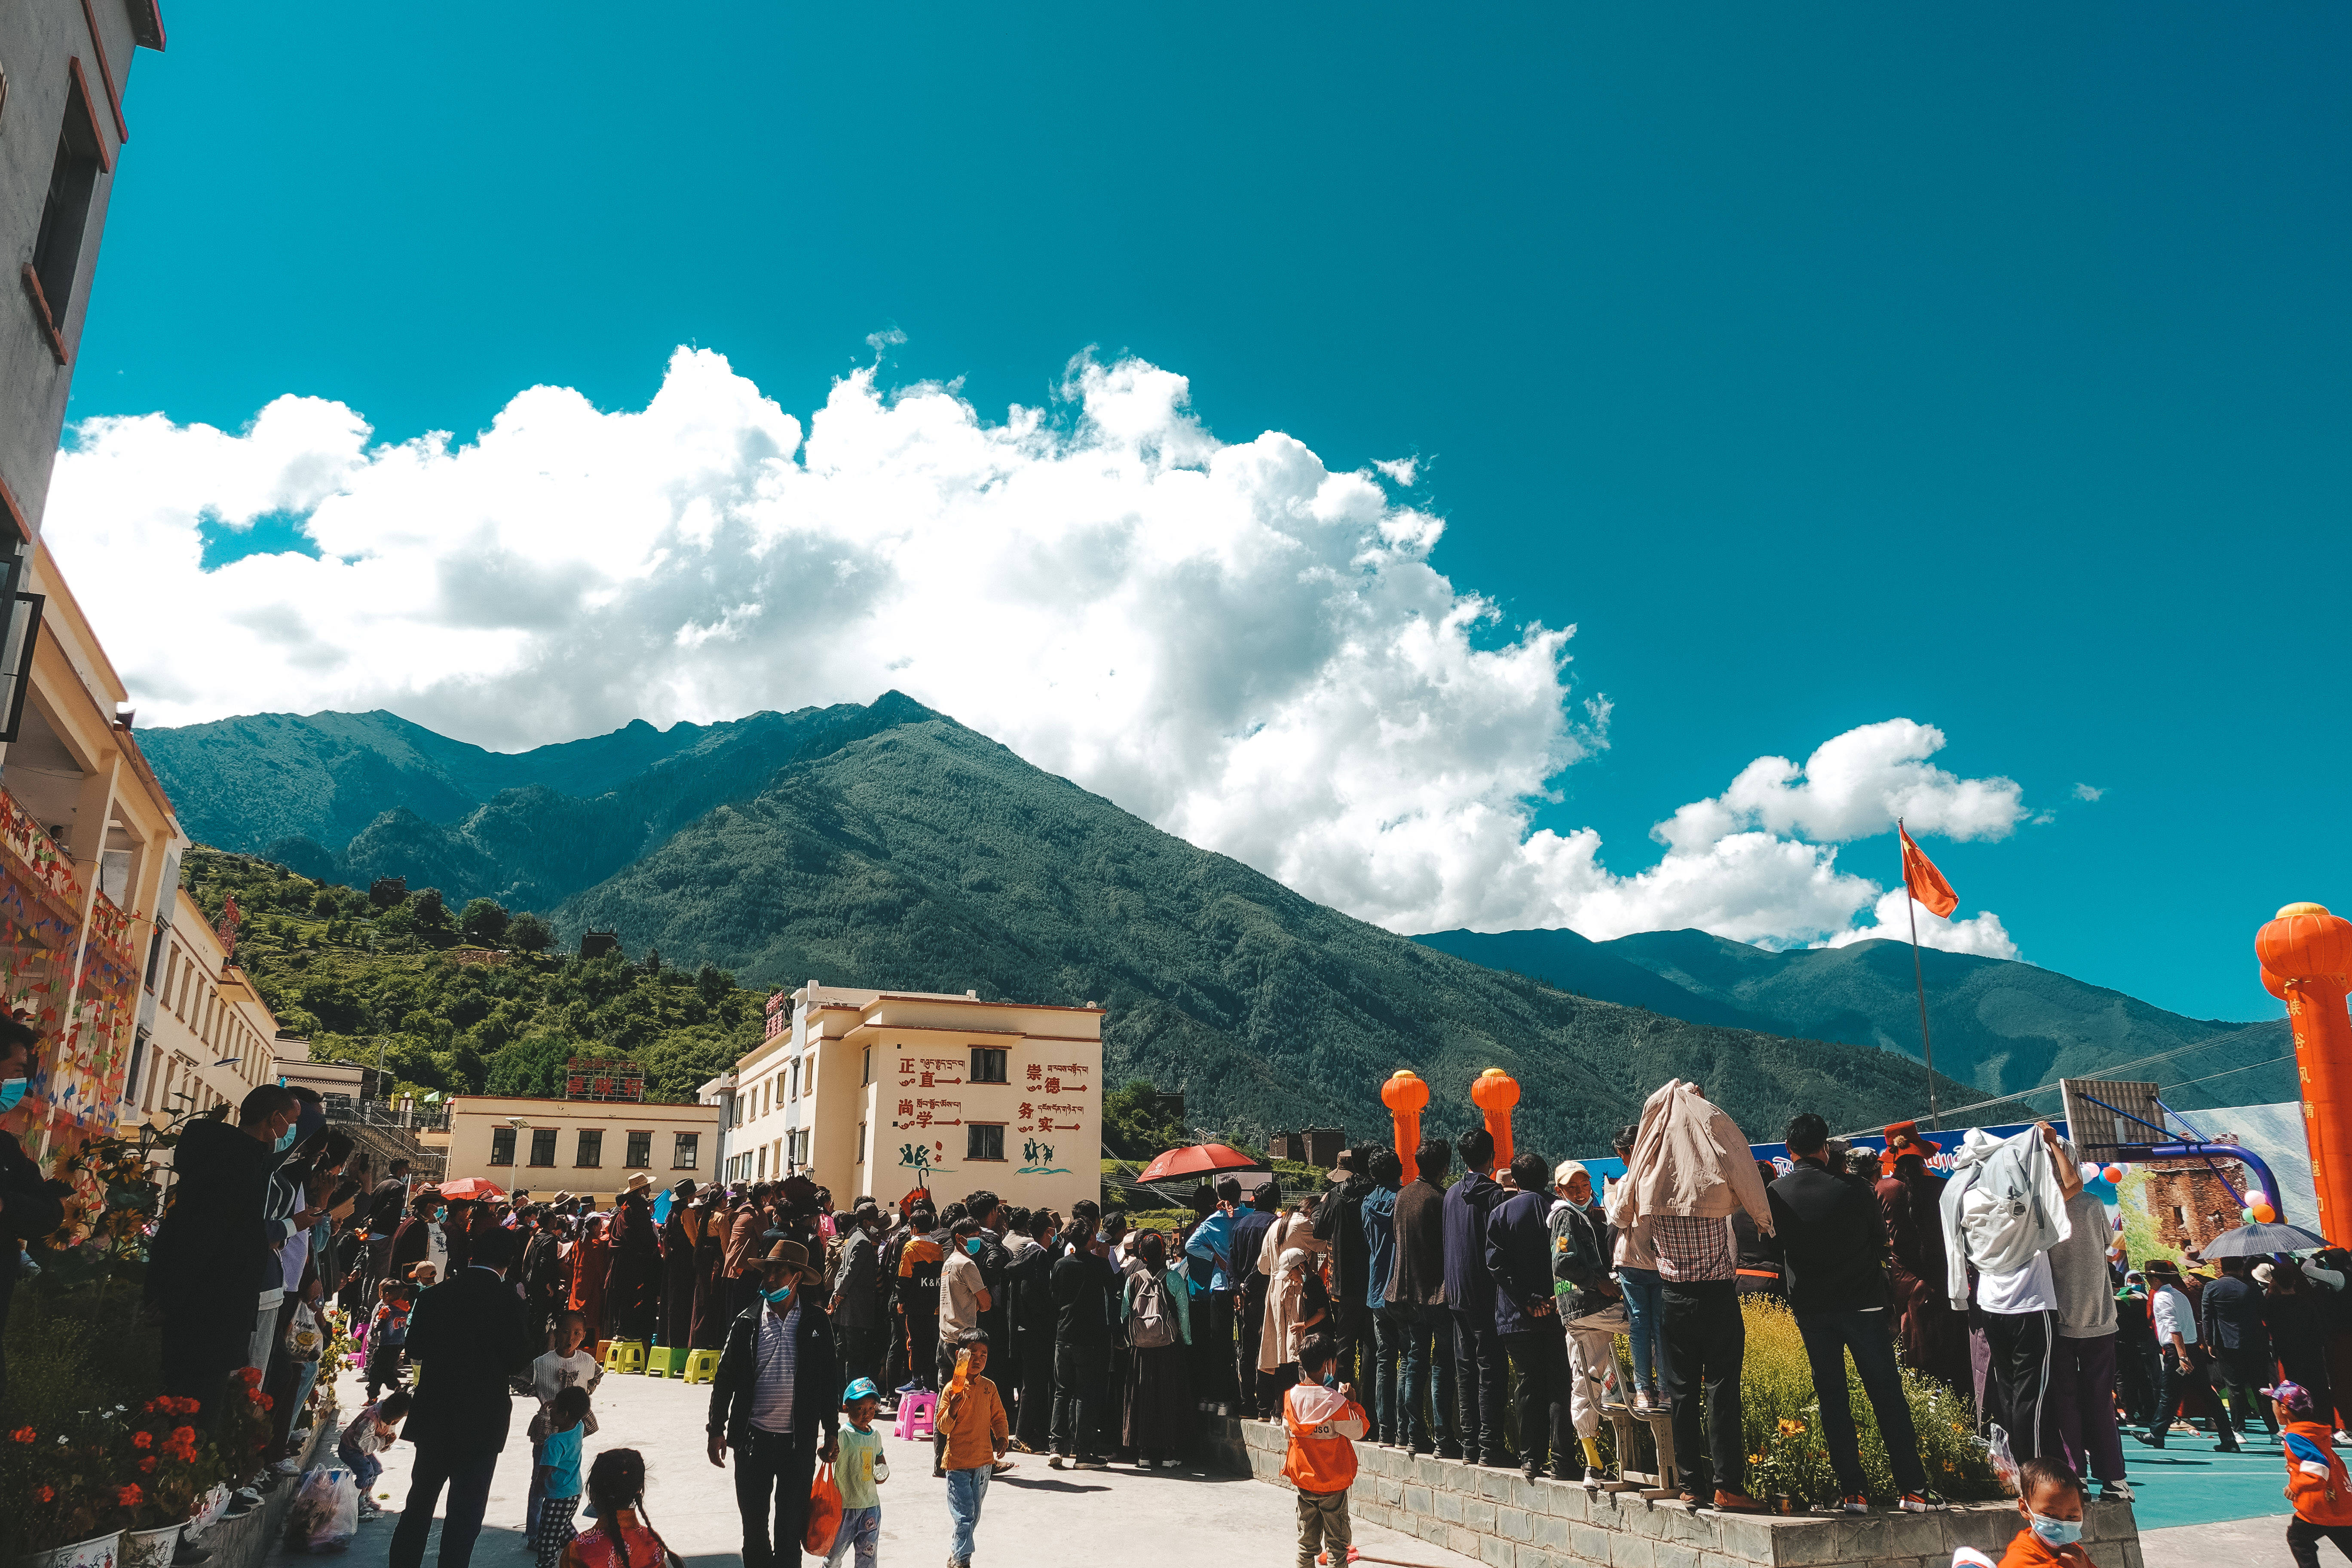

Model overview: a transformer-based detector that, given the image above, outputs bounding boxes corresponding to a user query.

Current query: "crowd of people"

[77,1066,2352,1568]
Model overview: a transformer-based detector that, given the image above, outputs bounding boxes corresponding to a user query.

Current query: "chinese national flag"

[1899,824,1958,918]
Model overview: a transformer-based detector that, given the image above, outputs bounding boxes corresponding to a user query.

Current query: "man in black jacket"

[1231,1182,1279,1418]
[1444,1128,1515,1468]
[2200,1259,2276,1440]
[1317,1152,1376,1392]
[709,1237,839,1568]
[829,1208,884,1394]
[1487,1152,1571,1482]
[0,1020,66,1409]
[1387,1139,1458,1456]
[1003,1208,1057,1451]
[390,1223,534,1568]
[1766,1113,1932,1512]
[145,1083,299,1421]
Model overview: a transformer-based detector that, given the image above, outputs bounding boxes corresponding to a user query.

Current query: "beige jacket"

[1256,1210,1324,1373]
[1612,1080,1773,1231]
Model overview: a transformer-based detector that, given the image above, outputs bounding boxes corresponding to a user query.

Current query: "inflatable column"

[1471,1068,1521,1176]
[2257,902,2352,1243]
[1383,1070,1429,1185]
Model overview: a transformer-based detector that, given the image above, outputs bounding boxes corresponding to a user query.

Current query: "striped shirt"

[1650,1214,1735,1283]
[748,1300,801,1434]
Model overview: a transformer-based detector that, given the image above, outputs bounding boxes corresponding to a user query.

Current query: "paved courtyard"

[295,1362,1482,1568]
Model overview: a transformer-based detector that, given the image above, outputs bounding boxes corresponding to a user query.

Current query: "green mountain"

[548,695,2012,1157]
[1414,925,2284,1111]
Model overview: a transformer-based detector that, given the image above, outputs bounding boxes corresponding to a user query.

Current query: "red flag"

[215,894,241,958]
[1899,824,1958,918]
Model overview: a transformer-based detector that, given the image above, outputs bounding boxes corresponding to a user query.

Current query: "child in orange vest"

[1993,1457,2093,1568]
[1284,1333,1368,1568]
[2267,1381,2352,1567]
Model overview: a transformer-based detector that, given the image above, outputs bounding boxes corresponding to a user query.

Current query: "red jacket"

[1282,1384,1366,1496]
[2285,1421,2352,1526]
[1996,1526,2092,1568]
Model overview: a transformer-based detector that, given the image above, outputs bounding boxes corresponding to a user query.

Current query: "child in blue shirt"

[533,1385,591,1568]
[827,1378,886,1568]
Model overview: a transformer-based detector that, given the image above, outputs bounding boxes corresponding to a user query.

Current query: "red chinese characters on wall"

[1024,1060,1090,1097]
[898,1056,964,1090]
[891,1096,963,1131]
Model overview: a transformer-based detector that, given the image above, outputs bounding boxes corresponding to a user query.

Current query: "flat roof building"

[441,1092,719,1206]
[728,983,1102,1216]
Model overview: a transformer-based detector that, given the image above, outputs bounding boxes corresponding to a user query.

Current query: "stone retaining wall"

[190,1396,334,1568]
[1235,1420,2143,1568]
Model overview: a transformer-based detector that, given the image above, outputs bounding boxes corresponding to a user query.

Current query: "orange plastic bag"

[805,1461,842,1556]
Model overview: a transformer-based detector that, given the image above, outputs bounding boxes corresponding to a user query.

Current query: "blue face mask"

[0,1078,24,1112]
[1321,1372,1339,1389]
[2028,1513,2082,1548]
[964,1238,984,1257]
[763,1281,795,1305]
[274,1124,297,1153]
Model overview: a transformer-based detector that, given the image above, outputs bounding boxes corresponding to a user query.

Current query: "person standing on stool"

[707,1236,840,1568]
[389,1222,534,1568]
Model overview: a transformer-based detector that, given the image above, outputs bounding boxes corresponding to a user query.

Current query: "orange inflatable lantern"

[2257,901,2352,1244]
[1382,1071,1430,1185]
[1470,1068,1521,1175]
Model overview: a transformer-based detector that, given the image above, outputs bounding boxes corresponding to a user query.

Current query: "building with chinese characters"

[725,983,1103,1216]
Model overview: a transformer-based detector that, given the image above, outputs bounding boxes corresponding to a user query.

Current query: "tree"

[644,946,663,974]
[1102,1079,1188,1161]
[310,887,339,919]
[368,876,408,910]
[411,888,449,928]
[508,912,554,953]
[695,963,733,1007]
[461,898,510,945]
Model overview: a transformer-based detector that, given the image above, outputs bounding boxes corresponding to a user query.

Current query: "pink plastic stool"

[894,1390,937,1440]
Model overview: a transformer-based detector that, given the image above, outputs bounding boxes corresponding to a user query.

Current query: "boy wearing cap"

[2270,1381,2352,1568]
[828,1377,885,1568]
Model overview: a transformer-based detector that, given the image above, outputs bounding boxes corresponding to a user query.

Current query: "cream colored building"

[726,984,1103,1215]
[443,1092,720,1205]
[132,886,281,1146]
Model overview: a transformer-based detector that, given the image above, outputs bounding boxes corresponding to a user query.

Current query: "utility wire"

[1837,1032,2291,1141]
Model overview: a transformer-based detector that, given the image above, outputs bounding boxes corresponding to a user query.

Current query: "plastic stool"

[595,1339,612,1367]
[681,1348,721,1385]
[895,1390,937,1440]
[645,1345,682,1379]
[607,1339,647,1375]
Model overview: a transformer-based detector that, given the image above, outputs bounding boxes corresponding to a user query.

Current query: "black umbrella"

[2198,1220,2327,1259]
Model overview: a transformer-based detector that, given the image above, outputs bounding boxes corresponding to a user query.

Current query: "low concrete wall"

[192,1395,334,1568]
[1235,1420,2143,1568]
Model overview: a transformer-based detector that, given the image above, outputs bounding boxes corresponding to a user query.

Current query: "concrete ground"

[289,1360,1482,1568]
[2137,1514,2297,1568]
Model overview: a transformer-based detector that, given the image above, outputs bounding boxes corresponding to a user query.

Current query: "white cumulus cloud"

[45,346,2029,957]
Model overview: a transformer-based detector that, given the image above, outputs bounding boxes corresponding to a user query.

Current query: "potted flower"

[214,1369,276,1491]
[114,1399,225,1568]
[5,1411,129,1568]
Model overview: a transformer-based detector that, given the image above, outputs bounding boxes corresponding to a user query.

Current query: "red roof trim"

[78,0,128,142]
[67,60,113,174]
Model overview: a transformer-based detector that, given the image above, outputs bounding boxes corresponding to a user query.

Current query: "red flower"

[239,1367,262,1385]
[138,1456,156,1473]
[34,1485,53,1502]
[132,1431,153,1449]
[118,1484,144,1507]
[9,1426,32,1442]
[170,1425,195,1446]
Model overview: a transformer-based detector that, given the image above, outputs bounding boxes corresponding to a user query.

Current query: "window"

[529,1129,557,1167]
[970,1048,1008,1084]
[576,1129,603,1168]
[756,1144,766,1178]
[625,1130,652,1168]
[490,1127,516,1166]
[673,1132,698,1169]
[787,1062,798,1101]
[862,1047,870,1086]
[28,67,106,358]
[856,1122,866,1165]
[967,1123,1005,1162]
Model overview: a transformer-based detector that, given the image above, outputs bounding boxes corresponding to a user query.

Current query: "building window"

[29,69,106,355]
[490,1127,516,1166]
[625,1130,652,1168]
[576,1129,603,1168]
[967,1123,1005,1162]
[971,1048,1008,1084]
[862,1047,870,1086]
[756,1145,766,1178]
[856,1122,866,1164]
[529,1129,557,1167]
[673,1132,698,1169]
[787,1062,799,1101]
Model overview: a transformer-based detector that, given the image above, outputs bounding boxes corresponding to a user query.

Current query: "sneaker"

[1631,1392,1656,1415]
[1523,1461,1544,1483]
[1581,1467,1605,1488]
[1900,1491,1942,1512]
[1713,1490,1769,1513]
[993,1458,1018,1473]
[1048,1454,1066,1470]
[2097,1482,2133,1503]
[1135,1455,1153,1470]
[1160,1458,1179,1467]
[1840,1496,1869,1515]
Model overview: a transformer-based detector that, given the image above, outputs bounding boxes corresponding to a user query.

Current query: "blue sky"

[61,5,2352,1023]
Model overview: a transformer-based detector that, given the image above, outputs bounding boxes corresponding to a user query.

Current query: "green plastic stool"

[645,1344,683,1379]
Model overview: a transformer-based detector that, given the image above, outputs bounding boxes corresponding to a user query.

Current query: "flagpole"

[1900,818,1940,1130]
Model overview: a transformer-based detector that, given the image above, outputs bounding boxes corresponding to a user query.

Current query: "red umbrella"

[1136,1143,1262,1184]
[438,1177,506,1200]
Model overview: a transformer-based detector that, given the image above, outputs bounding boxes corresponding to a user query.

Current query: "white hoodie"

[1938,1126,2071,1310]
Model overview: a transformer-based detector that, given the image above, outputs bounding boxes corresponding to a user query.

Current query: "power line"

[1837,1029,2289,1140]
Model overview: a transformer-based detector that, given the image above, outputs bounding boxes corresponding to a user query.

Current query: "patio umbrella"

[437,1176,506,1201]
[2198,1220,2325,1259]
[1136,1143,1262,1184]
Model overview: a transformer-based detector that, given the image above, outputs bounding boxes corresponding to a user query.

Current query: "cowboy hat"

[622,1172,653,1193]
[755,1236,822,1282]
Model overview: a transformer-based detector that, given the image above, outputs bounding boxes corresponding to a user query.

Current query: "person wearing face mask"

[935,1216,995,1475]
[144,1083,302,1424]
[387,1186,447,1285]
[1994,1456,2093,1568]
[707,1237,841,1568]
[0,1018,68,1409]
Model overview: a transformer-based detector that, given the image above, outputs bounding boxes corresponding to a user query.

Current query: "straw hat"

[622,1172,653,1194]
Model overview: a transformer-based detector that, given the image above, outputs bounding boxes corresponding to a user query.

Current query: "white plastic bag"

[287,1465,359,1553]
[285,1301,324,1363]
